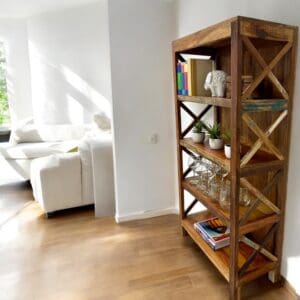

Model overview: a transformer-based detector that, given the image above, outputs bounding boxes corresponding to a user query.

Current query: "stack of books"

[194,217,230,250]
[176,61,189,95]
[176,59,214,96]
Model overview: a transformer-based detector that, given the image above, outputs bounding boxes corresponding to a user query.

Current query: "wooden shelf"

[180,138,284,176]
[178,95,288,112]
[173,16,297,298]
[172,16,296,52]
[178,95,231,108]
[182,212,277,285]
[182,179,280,235]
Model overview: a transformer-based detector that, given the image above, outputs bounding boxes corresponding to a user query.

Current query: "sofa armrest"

[30,153,82,213]
[81,136,114,217]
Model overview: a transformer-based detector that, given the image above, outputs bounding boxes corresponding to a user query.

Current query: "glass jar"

[188,156,202,185]
[198,170,209,193]
[219,180,230,211]
[240,187,250,207]
[208,177,220,201]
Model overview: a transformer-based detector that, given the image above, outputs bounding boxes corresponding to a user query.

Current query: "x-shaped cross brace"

[180,103,211,138]
[241,36,292,100]
[241,110,287,166]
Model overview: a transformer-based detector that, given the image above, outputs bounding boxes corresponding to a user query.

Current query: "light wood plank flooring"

[0,182,294,300]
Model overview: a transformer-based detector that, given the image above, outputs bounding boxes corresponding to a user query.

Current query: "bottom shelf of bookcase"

[181,211,277,286]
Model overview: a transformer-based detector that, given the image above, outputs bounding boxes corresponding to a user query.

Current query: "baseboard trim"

[283,277,300,300]
[115,207,179,223]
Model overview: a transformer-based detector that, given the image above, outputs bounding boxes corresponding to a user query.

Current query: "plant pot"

[192,132,205,143]
[209,138,223,150]
[224,144,231,159]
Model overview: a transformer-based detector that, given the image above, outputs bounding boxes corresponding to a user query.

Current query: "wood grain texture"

[183,178,279,236]
[240,18,295,42]
[178,95,232,108]
[0,183,296,300]
[241,42,292,100]
[240,178,280,214]
[182,212,275,285]
[241,236,278,263]
[242,99,288,112]
[230,20,242,300]
[239,171,282,226]
[173,51,186,231]
[172,15,298,299]
[240,110,288,166]
[242,113,284,161]
[173,17,235,51]
[242,36,289,100]
[180,138,282,176]
[180,138,230,170]
[173,16,297,52]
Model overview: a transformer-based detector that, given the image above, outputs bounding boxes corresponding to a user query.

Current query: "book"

[177,61,186,95]
[177,59,214,96]
[194,217,230,250]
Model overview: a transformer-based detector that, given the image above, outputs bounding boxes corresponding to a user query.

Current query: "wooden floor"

[0,183,294,300]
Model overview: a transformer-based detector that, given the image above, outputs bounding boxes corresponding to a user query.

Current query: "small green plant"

[206,123,221,139]
[192,120,205,133]
[222,130,231,145]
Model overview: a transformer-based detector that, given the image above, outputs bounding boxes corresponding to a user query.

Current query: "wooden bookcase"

[172,16,298,299]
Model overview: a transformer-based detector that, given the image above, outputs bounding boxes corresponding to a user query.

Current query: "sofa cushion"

[10,123,94,144]
[0,141,79,159]
[94,112,111,131]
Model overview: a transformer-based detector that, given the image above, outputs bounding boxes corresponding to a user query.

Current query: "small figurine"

[204,70,227,97]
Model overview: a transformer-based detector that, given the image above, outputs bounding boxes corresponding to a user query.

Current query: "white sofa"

[0,121,92,180]
[0,118,114,216]
[0,139,80,180]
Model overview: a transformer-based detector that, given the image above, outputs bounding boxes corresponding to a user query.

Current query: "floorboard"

[0,183,295,300]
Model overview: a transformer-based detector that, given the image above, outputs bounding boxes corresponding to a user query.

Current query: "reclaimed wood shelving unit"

[172,16,298,300]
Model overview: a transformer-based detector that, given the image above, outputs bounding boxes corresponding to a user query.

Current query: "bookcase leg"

[181,227,188,236]
[229,285,241,300]
[268,269,283,285]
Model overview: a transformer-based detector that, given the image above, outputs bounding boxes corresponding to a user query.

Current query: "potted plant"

[191,120,205,143]
[206,123,223,150]
[222,131,231,159]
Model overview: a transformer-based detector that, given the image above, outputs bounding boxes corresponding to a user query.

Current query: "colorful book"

[177,61,188,95]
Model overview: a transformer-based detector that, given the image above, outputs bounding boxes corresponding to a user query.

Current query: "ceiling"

[0,0,99,18]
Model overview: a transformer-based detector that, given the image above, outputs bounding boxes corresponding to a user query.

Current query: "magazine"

[194,217,230,250]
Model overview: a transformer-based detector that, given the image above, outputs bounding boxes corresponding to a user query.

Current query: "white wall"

[108,0,178,221]
[176,0,300,294]
[0,18,32,123]
[27,1,112,124]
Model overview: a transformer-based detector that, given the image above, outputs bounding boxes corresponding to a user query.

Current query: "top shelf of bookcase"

[172,16,297,52]
[178,95,288,112]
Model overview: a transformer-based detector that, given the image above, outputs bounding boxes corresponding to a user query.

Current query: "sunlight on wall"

[61,65,111,117]
[29,41,111,124]
[66,94,84,124]
[28,41,53,122]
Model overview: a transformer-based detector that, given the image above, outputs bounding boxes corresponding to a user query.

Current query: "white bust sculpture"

[204,70,227,97]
